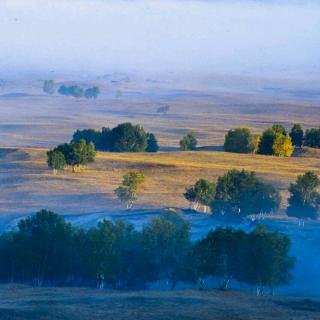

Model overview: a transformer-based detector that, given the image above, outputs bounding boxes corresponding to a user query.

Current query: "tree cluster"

[185,170,280,221]
[0,210,294,293]
[47,139,96,173]
[224,125,294,157]
[72,123,159,153]
[58,85,100,99]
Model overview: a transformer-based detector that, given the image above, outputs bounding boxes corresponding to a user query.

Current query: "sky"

[0,0,319,79]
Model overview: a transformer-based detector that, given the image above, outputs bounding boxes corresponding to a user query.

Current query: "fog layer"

[0,0,319,79]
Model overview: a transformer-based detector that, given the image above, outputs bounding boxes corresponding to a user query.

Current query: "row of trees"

[72,123,159,152]
[224,124,320,156]
[185,170,320,222]
[43,80,100,99]
[47,139,96,173]
[0,210,294,294]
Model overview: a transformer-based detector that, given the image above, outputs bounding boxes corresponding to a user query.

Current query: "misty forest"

[0,1,319,320]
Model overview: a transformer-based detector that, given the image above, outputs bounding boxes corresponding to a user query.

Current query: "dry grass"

[0,285,318,320]
[0,147,319,215]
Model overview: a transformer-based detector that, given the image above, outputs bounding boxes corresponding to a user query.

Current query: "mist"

[0,0,319,80]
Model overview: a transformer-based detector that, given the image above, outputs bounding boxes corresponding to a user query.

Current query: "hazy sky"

[0,0,319,79]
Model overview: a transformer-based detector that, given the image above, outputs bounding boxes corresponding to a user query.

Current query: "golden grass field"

[0,146,319,215]
[0,285,319,320]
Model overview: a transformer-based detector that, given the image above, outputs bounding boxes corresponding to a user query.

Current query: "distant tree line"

[42,80,100,99]
[184,169,320,223]
[224,124,320,156]
[72,123,159,153]
[0,210,294,294]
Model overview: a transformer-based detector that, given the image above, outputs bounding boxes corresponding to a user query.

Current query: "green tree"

[43,80,55,94]
[84,86,100,99]
[54,140,96,172]
[141,211,191,289]
[287,171,320,223]
[16,210,73,285]
[46,150,66,174]
[304,128,320,148]
[58,85,84,98]
[211,169,280,220]
[244,225,295,295]
[146,133,159,152]
[224,127,259,154]
[290,124,304,147]
[190,227,247,290]
[115,171,146,209]
[109,123,148,152]
[184,179,216,213]
[272,124,287,136]
[180,131,198,151]
[272,134,294,157]
[258,128,277,155]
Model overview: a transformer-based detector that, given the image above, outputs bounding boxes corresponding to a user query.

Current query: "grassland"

[0,285,319,320]
[0,146,319,215]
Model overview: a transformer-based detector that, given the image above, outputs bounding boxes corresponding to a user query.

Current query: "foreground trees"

[0,210,295,293]
[211,169,281,221]
[72,123,159,153]
[115,171,146,209]
[287,171,320,223]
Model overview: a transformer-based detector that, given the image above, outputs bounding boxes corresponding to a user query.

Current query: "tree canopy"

[287,171,320,221]
[224,127,259,154]
[180,132,198,151]
[211,169,280,220]
[290,124,303,147]
[304,128,320,148]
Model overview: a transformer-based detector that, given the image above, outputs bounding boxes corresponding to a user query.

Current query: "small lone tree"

[184,179,216,213]
[47,150,66,174]
[272,134,294,157]
[290,124,303,147]
[115,171,145,209]
[180,132,198,151]
[43,80,55,94]
[146,133,159,152]
[287,171,320,225]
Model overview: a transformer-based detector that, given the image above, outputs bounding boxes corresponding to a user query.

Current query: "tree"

[157,105,170,115]
[304,128,320,148]
[141,211,191,289]
[180,132,198,151]
[84,86,100,99]
[224,127,259,154]
[272,124,287,136]
[211,169,280,220]
[16,210,73,285]
[109,123,148,152]
[146,133,159,152]
[47,150,66,174]
[290,124,303,147]
[54,140,96,172]
[190,227,248,290]
[287,171,320,223]
[244,225,295,295]
[258,128,277,155]
[58,85,84,98]
[184,179,216,213]
[43,80,55,94]
[272,134,294,157]
[115,171,145,209]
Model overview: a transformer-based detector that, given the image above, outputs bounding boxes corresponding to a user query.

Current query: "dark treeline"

[0,210,294,294]
[72,123,159,152]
